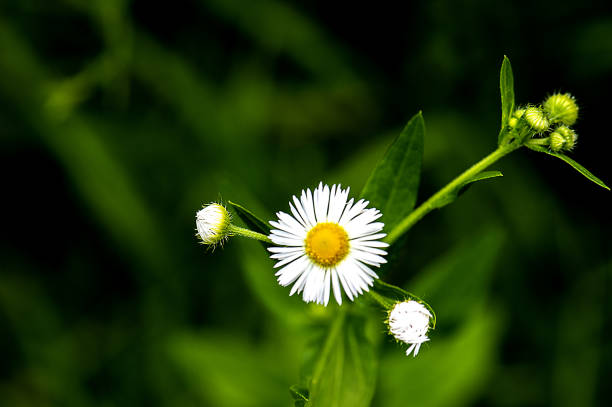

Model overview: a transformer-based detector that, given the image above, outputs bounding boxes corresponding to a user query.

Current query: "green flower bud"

[524,106,550,133]
[543,93,579,126]
[549,131,565,152]
[508,108,526,128]
[556,125,578,150]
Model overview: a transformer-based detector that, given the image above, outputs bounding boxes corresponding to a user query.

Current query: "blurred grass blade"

[228,201,271,234]
[499,55,515,143]
[432,170,503,209]
[527,145,609,190]
[361,112,424,231]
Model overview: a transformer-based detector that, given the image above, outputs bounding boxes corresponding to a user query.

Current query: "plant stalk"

[385,143,520,245]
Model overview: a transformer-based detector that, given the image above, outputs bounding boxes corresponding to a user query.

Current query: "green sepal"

[360,112,424,232]
[526,145,610,190]
[368,280,436,329]
[499,55,515,144]
[432,170,504,210]
[228,201,271,234]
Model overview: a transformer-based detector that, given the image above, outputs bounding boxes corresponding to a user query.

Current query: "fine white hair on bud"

[195,203,231,246]
[388,300,432,357]
[543,93,579,126]
[524,106,550,133]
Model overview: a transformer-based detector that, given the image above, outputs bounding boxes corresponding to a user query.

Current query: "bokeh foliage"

[1,0,610,406]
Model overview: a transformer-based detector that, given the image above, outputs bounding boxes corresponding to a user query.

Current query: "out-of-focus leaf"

[168,331,293,407]
[410,227,505,323]
[236,239,306,325]
[301,310,379,407]
[499,55,515,144]
[526,145,609,190]
[376,306,502,407]
[360,112,424,231]
[228,200,271,234]
[432,170,503,210]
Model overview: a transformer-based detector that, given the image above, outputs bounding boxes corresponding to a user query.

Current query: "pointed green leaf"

[432,170,503,210]
[527,145,609,190]
[228,201,271,234]
[360,112,424,231]
[499,56,515,144]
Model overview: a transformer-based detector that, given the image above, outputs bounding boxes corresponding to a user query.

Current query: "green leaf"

[228,200,271,233]
[499,55,515,144]
[360,112,424,231]
[526,145,610,190]
[432,170,503,209]
[303,310,379,407]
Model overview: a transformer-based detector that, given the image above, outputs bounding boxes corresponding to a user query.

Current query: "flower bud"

[549,131,565,152]
[387,300,432,357]
[557,125,578,150]
[195,203,231,246]
[524,106,550,133]
[508,108,525,128]
[543,93,578,126]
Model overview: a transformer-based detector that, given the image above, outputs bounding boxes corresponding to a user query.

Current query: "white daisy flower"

[195,203,231,246]
[388,300,432,357]
[267,182,389,306]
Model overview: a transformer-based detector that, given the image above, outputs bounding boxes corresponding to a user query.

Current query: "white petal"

[331,268,343,305]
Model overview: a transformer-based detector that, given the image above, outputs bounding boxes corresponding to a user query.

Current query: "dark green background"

[1,0,610,406]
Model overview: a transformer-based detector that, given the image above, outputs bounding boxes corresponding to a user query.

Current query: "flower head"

[388,300,432,357]
[543,93,578,126]
[268,182,388,306]
[195,203,231,246]
[524,106,550,133]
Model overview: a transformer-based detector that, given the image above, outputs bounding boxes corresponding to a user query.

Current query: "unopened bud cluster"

[510,93,579,152]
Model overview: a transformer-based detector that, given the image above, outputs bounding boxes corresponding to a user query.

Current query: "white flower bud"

[195,203,231,246]
[388,300,432,357]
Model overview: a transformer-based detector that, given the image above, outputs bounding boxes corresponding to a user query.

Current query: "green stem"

[228,225,273,243]
[385,143,520,245]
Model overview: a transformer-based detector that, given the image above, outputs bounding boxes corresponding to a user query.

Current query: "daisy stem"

[385,142,521,245]
[228,225,273,243]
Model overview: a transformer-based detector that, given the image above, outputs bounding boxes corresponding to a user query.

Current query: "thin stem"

[385,143,520,245]
[228,225,273,243]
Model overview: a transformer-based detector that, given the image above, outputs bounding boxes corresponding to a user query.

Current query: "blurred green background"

[1,0,611,406]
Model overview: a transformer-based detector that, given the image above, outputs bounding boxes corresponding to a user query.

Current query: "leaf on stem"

[432,170,504,210]
[360,112,425,232]
[526,145,610,190]
[499,55,515,144]
[228,201,271,234]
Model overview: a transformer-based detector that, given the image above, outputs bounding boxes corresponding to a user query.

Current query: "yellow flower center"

[304,222,350,267]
